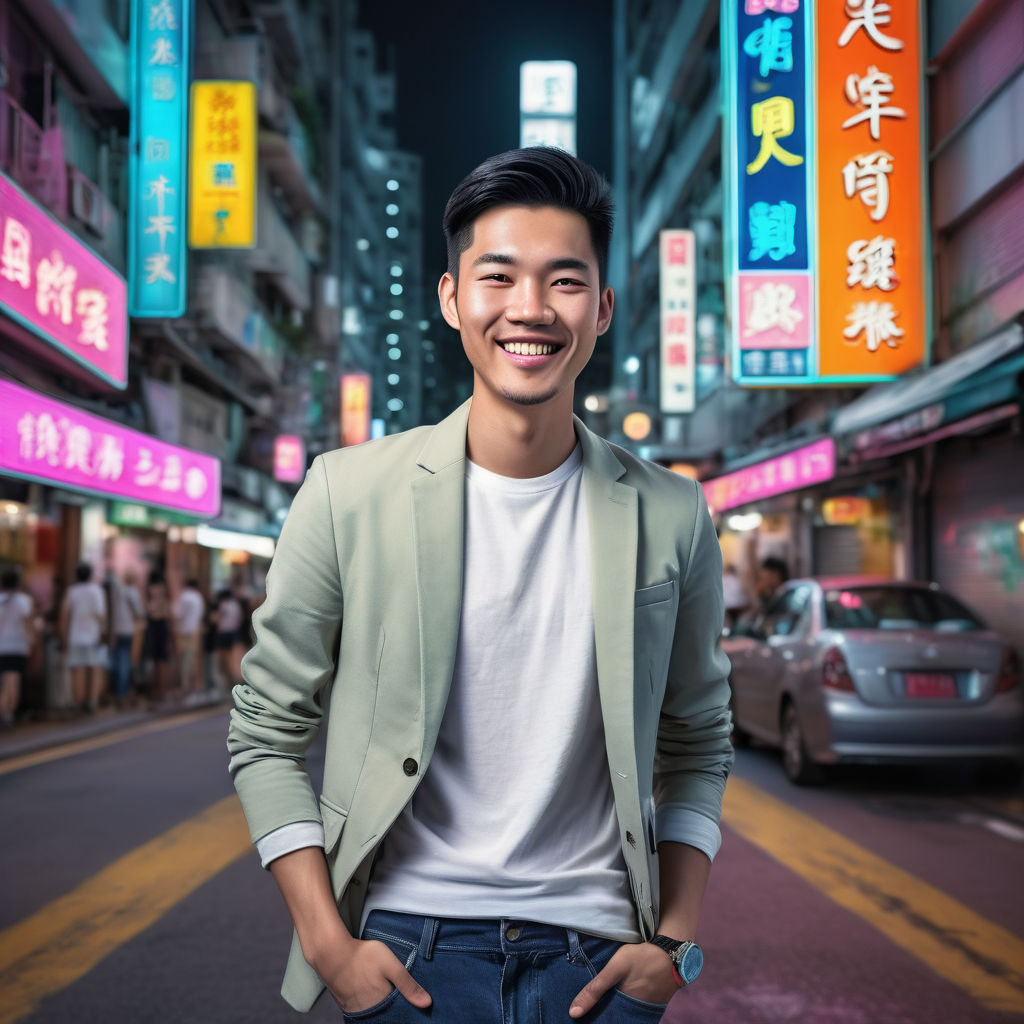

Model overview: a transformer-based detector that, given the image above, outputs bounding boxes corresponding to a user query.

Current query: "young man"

[228,147,733,1021]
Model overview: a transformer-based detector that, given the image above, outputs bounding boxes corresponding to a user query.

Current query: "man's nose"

[506,283,554,325]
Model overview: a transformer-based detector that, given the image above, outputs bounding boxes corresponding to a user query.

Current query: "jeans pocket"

[340,934,420,1022]
[610,986,670,1021]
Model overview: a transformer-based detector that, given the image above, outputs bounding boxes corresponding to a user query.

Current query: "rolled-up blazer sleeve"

[654,479,734,835]
[227,456,343,844]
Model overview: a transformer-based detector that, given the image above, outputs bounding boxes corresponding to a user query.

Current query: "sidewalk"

[0,691,230,763]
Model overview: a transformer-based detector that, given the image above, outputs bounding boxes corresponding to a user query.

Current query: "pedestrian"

[227,147,733,1021]
[174,578,206,696]
[722,563,750,631]
[142,570,172,704]
[59,562,107,714]
[0,567,36,727]
[755,555,790,611]
[108,568,145,708]
[213,586,244,690]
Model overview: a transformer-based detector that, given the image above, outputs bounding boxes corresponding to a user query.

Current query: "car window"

[762,586,811,638]
[823,586,984,631]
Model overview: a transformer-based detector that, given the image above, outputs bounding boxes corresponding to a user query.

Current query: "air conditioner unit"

[67,168,105,236]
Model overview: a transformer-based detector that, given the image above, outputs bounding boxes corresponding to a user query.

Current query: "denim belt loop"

[418,916,440,961]
[565,928,585,962]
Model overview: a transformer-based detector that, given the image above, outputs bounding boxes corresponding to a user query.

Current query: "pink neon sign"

[0,380,220,517]
[0,173,128,388]
[273,435,305,483]
[703,437,835,515]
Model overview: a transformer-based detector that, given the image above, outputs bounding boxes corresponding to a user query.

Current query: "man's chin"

[500,387,561,407]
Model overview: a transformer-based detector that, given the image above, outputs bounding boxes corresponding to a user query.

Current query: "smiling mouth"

[498,341,560,356]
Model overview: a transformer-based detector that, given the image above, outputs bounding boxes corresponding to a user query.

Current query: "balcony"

[259,119,323,217]
[194,262,286,382]
[250,0,303,68]
[247,179,312,311]
[0,93,67,215]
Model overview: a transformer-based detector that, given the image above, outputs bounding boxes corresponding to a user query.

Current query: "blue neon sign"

[128,0,191,318]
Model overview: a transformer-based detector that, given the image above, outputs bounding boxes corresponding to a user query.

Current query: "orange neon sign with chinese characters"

[816,1,926,378]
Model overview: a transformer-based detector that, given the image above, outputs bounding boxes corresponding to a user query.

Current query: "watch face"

[679,943,704,984]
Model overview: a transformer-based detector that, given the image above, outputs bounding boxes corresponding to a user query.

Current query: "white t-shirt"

[0,592,33,655]
[175,588,206,635]
[65,582,106,647]
[363,446,639,940]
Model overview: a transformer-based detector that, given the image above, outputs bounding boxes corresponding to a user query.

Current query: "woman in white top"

[59,562,108,713]
[0,568,35,727]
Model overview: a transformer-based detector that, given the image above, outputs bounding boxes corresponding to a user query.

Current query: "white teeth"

[503,342,556,355]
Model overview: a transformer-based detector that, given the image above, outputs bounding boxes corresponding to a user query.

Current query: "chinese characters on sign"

[189,81,257,248]
[817,0,925,378]
[728,0,814,382]
[128,0,190,317]
[724,0,925,384]
[0,173,128,388]
[659,230,696,413]
[0,380,221,517]
[703,437,836,515]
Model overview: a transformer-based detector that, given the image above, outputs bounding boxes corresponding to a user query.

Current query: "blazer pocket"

[635,580,675,608]
[319,794,349,855]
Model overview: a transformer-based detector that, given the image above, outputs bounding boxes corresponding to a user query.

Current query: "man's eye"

[554,278,585,287]
[483,273,510,282]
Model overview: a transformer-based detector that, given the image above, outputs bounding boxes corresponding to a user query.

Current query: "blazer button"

[403,758,418,776]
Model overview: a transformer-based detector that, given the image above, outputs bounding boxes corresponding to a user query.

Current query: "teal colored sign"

[128,0,191,317]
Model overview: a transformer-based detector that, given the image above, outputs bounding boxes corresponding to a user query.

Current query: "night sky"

[358,0,615,284]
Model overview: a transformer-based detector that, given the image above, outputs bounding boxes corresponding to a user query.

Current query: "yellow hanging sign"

[188,81,257,248]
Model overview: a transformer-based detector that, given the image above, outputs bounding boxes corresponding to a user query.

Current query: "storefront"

[0,380,221,708]
[704,437,838,599]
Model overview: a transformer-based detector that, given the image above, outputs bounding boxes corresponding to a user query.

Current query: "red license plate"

[905,672,957,698]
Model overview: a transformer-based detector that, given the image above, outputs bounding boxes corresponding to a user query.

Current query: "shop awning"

[832,322,1023,438]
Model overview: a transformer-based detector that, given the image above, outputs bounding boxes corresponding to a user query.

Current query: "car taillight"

[822,646,855,692]
[996,648,1021,692]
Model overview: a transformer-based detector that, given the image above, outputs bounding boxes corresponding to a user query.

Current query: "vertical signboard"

[1,172,128,388]
[273,435,306,483]
[520,61,577,154]
[659,229,696,413]
[816,1,926,379]
[723,1,926,385]
[188,81,257,248]
[340,374,371,447]
[128,0,190,318]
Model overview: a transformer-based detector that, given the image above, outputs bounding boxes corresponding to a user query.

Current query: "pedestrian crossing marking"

[723,776,1024,1013]
[0,794,251,1024]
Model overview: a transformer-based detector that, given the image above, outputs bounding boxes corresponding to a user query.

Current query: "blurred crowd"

[0,565,257,728]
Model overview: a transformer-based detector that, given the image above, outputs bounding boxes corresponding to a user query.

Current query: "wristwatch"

[649,934,704,987]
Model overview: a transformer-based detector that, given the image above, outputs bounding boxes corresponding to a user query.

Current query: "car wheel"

[781,702,822,785]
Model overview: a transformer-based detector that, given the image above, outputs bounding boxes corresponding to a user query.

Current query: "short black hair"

[1,568,19,589]
[443,147,614,287]
[75,562,92,582]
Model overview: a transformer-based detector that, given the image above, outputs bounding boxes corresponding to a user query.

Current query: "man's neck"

[466,391,578,479]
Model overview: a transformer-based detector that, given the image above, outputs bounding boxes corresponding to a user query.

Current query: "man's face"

[439,204,613,410]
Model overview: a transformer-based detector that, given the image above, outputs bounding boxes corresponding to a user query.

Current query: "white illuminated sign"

[520,61,577,155]
[196,524,275,558]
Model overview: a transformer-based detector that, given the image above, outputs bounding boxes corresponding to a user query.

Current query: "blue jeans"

[342,910,669,1023]
[109,635,134,697]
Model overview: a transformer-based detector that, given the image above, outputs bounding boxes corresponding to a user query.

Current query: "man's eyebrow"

[471,253,593,274]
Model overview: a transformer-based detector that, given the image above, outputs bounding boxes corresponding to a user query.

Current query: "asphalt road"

[1,710,1022,1023]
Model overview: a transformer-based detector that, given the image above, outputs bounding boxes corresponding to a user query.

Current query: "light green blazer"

[227,399,733,1012]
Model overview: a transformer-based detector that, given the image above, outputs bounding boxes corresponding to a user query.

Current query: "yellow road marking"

[723,776,1024,1013]
[0,794,251,1024]
[0,706,226,776]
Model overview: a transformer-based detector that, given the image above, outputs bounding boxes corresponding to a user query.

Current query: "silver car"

[723,577,1024,784]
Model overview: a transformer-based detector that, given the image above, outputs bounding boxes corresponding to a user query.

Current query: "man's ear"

[438,273,461,330]
[596,286,614,337]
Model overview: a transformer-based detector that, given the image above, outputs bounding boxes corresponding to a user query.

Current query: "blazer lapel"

[576,420,640,768]
[410,401,471,761]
